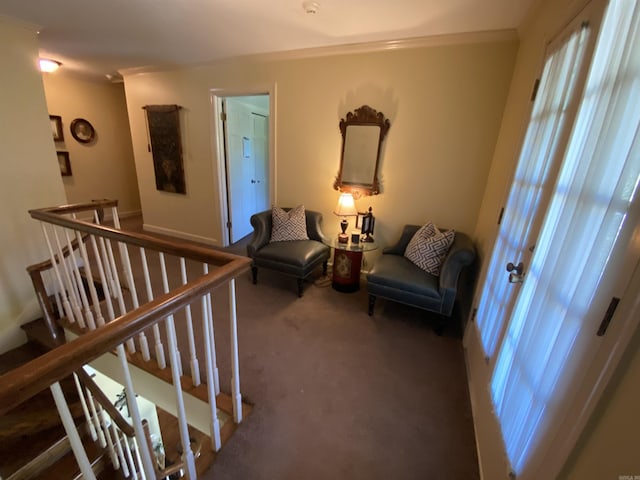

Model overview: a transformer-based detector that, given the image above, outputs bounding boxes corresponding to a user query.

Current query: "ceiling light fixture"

[302,1,319,14]
[39,58,61,73]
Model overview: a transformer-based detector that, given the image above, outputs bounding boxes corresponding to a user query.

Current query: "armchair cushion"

[404,222,455,276]
[248,208,331,296]
[270,205,309,242]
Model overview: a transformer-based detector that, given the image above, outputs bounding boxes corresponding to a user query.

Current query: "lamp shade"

[333,193,358,217]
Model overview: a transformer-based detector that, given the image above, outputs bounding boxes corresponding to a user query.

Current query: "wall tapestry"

[143,104,186,194]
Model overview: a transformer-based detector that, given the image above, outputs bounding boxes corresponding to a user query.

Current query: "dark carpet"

[122,217,480,480]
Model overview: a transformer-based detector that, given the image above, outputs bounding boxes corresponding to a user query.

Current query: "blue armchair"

[247,209,331,297]
[366,225,476,333]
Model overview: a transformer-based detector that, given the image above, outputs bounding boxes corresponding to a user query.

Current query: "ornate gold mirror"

[334,105,390,198]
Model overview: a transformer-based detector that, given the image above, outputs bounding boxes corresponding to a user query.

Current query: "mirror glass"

[334,105,390,198]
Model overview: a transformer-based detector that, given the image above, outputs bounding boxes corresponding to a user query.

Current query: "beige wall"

[42,73,141,216]
[560,318,640,479]
[123,33,518,247]
[0,18,67,351]
[467,0,640,478]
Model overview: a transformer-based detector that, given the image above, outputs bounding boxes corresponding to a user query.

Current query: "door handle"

[506,262,525,283]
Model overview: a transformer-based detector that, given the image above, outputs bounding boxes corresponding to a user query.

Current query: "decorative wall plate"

[70,118,95,143]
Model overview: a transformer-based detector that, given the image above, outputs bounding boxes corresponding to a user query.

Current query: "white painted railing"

[2,199,251,479]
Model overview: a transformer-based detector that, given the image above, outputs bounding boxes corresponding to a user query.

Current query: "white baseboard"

[117,209,142,219]
[143,223,220,247]
[76,209,142,223]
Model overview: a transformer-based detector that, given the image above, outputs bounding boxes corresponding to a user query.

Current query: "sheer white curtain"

[491,0,640,475]
[476,23,591,357]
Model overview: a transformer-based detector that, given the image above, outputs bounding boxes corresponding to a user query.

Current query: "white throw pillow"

[404,222,455,276]
[270,205,309,242]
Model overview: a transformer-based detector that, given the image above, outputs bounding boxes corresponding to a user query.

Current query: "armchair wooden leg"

[322,260,328,276]
[368,294,376,316]
[297,278,304,298]
[251,266,258,285]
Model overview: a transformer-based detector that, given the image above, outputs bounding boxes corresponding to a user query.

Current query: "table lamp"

[333,193,358,243]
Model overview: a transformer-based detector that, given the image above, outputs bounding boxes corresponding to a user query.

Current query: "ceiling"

[0,0,536,80]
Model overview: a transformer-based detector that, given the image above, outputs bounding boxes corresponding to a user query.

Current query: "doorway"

[211,89,275,247]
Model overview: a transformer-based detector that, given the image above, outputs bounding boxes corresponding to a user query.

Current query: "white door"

[224,97,270,243]
[473,7,599,359]
[252,113,269,213]
[472,1,640,477]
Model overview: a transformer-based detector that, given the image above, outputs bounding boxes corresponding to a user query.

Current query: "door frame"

[210,84,277,247]
[461,0,640,476]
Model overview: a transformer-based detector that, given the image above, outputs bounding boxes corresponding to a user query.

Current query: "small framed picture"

[50,115,64,141]
[57,151,72,176]
[70,118,95,144]
[351,231,360,244]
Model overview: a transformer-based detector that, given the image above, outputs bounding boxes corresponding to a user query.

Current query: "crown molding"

[121,29,518,77]
[252,29,519,63]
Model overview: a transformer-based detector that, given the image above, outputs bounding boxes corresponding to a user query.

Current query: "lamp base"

[338,233,349,244]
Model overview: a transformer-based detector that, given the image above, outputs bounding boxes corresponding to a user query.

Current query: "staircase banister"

[29,206,241,267]
[33,198,119,215]
[0,256,249,416]
[75,368,135,437]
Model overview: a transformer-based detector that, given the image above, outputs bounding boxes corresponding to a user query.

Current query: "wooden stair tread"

[30,429,106,480]
[0,342,43,375]
[20,318,65,352]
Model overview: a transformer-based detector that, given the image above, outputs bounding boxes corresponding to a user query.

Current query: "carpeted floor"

[121,216,480,480]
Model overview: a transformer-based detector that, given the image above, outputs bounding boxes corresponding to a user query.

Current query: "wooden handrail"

[29,201,240,267]
[0,255,250,416]
[26,200,109,274]
[75,368,135,437]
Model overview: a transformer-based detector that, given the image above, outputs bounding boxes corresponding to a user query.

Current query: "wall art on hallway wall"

[144,104,186,194]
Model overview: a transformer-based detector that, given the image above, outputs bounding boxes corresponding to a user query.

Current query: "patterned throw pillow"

[270,205,309,242]
[404,222,455,276]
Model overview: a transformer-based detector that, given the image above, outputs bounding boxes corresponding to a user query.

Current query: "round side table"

[326,239,377,293]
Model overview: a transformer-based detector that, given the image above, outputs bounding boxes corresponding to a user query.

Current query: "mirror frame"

[334,105,391,198]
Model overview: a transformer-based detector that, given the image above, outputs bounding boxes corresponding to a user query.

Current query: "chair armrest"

[383,225,420,255]
[247,210,272,258]
[439,232,476,292]
[306,211,331,245]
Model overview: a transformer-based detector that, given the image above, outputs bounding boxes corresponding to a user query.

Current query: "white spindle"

[40,224,76,324]
[94,211,118,296]
[112,209,151,360]
[131,437,148,480]
[72,372,98,441]
[229,278,242,423]
[85,388,107,448]
[96,403,119,468]
[140,247,166,368]
[50,382,96,480]
[203,264,220,395]
[116,344,157,479]
[72,214,106,326]
[121,432,138,480]
[164,312,197,480]
[201,265,221,451]
[111,423,130,478]
[89,235,117,325]
[52,226,84,327]
[180,258,200,385]
[159,253,183,376]
[103,237,136,353]
[63,228,96,330]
